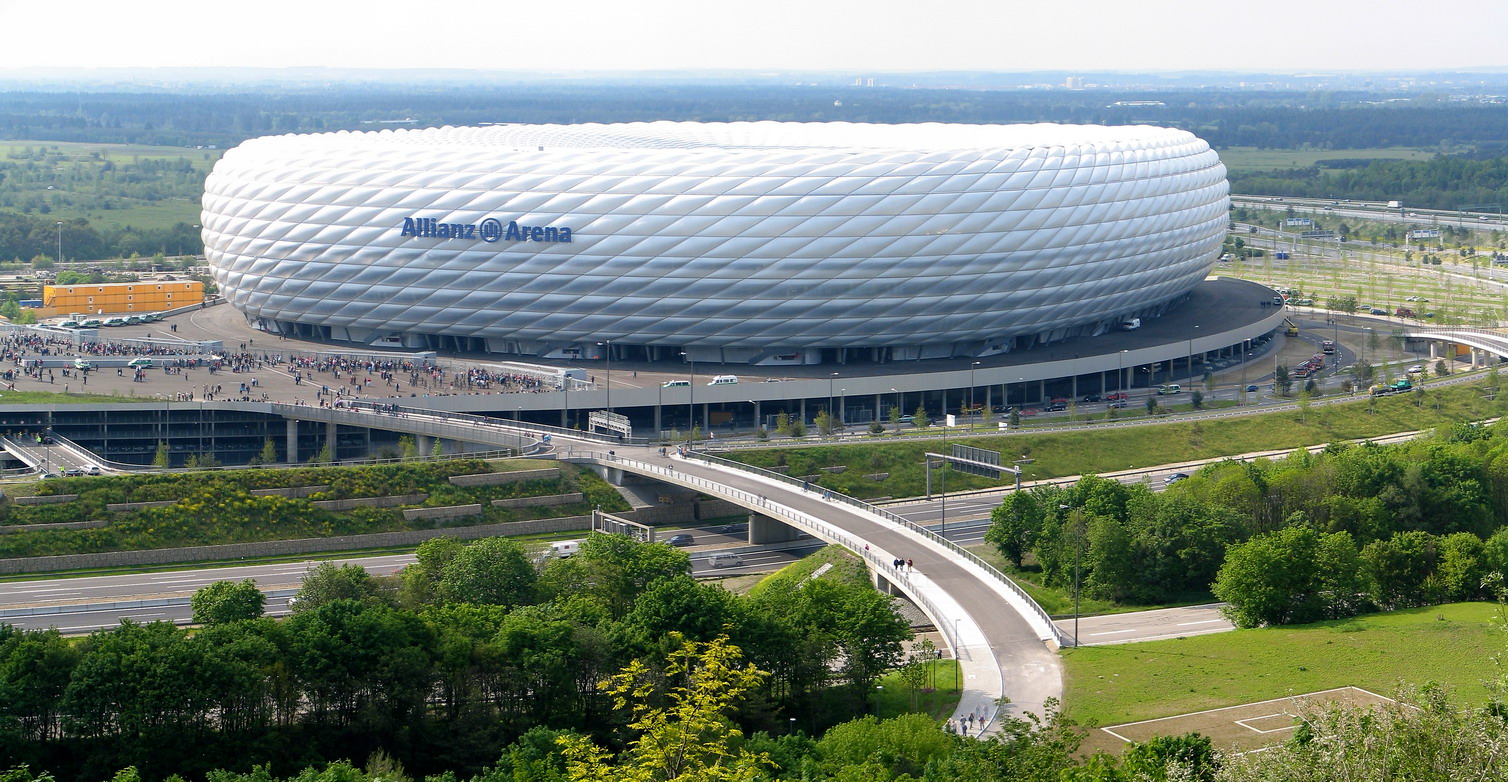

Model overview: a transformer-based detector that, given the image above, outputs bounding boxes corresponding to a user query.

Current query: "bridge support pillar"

[1429,342,1439,359]
[285,419,298,463]
[416,434,433,456]
[1472,349,1481,369]
[748,513,800,544]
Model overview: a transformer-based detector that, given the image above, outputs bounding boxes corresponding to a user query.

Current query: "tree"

[152,441,169,468]
[913,406,930,429]
[1213,527,1361,627]
[1274,366,1293,397]
[398,435,418,460]
[439,537,537,607]
[887,405,901,432]
[775,411,791,436]
[309,441,333,465]
[1190,389,1204,410]
[255,437,278,465]
[558,634,772,782]
[1009,408,1021,429]
[190,579,265,626]
[1436,359,1450,377]
[813,409,837,436]
[1145,397,1158,415]
[291,562,391,613]
[430,437,445,458]
[987,491,1043,568]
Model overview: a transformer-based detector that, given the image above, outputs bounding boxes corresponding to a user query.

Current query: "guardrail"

[295,401,646,447]
[562,448,963,653]
[679,450,1069,647]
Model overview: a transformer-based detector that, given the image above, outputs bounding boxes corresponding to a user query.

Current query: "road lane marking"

[1089,629,1137,636]
[1177,619,1226,626]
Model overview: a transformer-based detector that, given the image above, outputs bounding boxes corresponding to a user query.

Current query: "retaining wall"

[449,468,559,486]
[491,492,584,509]
[403,504,483,522]
[0,520,108,534]
[106,500,177,512]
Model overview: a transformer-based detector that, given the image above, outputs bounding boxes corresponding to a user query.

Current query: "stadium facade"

[201,122,1229,366]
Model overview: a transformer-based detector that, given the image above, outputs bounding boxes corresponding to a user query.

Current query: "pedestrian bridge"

[259,402,1067,731]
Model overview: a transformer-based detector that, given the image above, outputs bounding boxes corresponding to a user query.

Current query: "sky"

[1,0,1506,75]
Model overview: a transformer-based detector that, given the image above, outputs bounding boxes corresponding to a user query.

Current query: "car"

[1157,384,1182,395]
[715,523,747,534]
[127,358,153,368]
[86,465,101,476]
[1405,296,1418,301]
[1105,391,1129,401]
[897,414,915,423]
[1164,472,1190,484]
[80,319,102,328]
[57,320,80,328]
[62,468,85,477]
[1369,308,1387,315]
[103,317,127,327]
[73,358,94,371]
[1081,393,1101,403]
[666,533,695,547]
[140,313,161,322]
[1106,400,1127,409]
[1020,408,1040,416]
[1407,365,1425,374]
[124,315,142,325]
[1246,384,1260,392]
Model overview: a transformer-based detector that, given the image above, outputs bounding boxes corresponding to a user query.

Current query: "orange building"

[42,281,204,317]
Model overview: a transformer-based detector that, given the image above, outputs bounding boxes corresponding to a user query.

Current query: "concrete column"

[749,513,800,543]
[1429,342,1439,359]
[286,419,298,464]
[985,385,992,415]
[1472,349,1481,369]
[753,400,762,431]
[416,434,433,454]
[653,404,662,436]
[1038,379,1046,403]
[799,398,806,424]
[1071,375,1078,398]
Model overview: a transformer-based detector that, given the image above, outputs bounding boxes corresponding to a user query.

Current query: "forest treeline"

[2,86,1507,152]
[1229,155,1508,211]
[988,417,1508,618]
[0,536,914,781]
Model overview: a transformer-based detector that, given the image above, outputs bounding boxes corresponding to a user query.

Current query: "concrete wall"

[0,515,594,574]
[491,492,584,509]
[449,468,559,486]
[402,504,483,522]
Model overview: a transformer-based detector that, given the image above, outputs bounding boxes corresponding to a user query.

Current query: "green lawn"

[731,377,1504,496]
[1062,602,1508,726]
[1217,146,1438,173]
[876,660,960,721]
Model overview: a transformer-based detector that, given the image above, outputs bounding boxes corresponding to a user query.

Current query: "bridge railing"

[316,401,650,447]
[677,450,1070,647]
[563,448,961,653]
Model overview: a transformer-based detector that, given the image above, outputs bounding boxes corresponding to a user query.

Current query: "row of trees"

[988,420,1508,607]
[0,535,912,780]
[0,212,201,264]
[1228,155,1508,212]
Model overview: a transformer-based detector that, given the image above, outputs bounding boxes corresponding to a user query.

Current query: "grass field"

[1062,602,1507,729]
[0,139,217,233]
[1217,146,1438,173]
[730,376,1504,496]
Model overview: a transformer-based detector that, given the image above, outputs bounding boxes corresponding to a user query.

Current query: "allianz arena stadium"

[201,121,1229,365]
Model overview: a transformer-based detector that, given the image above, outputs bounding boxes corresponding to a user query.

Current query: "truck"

[1387,201,1402,209]
[1120,317,1141,331]
[1284,318,1299,336]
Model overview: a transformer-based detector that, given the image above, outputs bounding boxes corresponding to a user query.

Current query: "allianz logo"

[398,216,573,243]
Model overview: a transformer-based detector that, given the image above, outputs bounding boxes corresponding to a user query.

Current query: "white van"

[709,552,744,568]
[548,539,582,558]
[1120,318,1141,331]
[708,375,739,386]
[662,379,691,388]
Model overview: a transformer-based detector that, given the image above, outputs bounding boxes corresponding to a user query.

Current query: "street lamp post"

[1060,504,1082,647]
[681,351,695,441]
[1188,326,1199,386]
[970,360,981,423]
[889,387,898,432]
[55,222,62,264]
[828,372,838,433]
[597,340,612,415]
